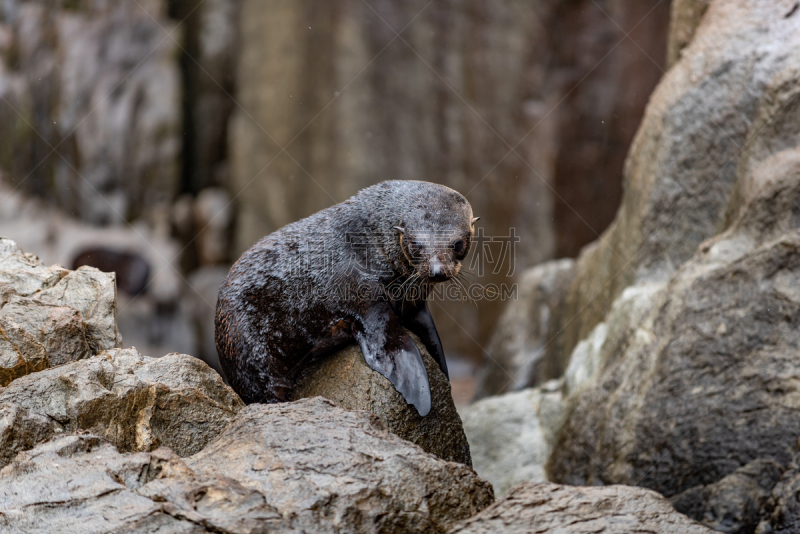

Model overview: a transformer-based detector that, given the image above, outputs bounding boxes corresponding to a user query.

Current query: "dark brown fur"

[214,180,476,415]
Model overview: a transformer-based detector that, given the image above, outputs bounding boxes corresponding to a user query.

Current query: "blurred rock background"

[0,0,670,401]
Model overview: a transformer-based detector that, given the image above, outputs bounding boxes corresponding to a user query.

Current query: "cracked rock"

[0,347,243,463]
[188,397,494,533]
[0,399,494,534]
[0,238,120,385]
[448,481,714,534]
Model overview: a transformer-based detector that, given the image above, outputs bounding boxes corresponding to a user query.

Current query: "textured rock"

[461,380,564,497]
[0,238,120,384]
[0,434,296,534]
[0,402,60,469]
[292,335,472,466]
[671,459,784,534]
[0,347,243,460]
[0,0,181,224]
[507,0,800,388]
[474,259,574,399]
[758,451,800,533]
[448,481,714,534]
[548,227,800,496]
[667,0,711,67]
[0,400,494,534]
[464,3,800,533]
[0,188,203,359]
[188,398,494,533]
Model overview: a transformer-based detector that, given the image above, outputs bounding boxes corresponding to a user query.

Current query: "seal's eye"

[453,239,466,256]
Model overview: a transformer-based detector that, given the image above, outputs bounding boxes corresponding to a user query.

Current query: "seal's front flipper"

[399,302,448,380]
[355,303,431,416]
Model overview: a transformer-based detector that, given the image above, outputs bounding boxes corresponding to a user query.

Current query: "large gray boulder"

[448,482,714,534]
[0,347,243,464]
[548,223,800,497]
[468,2,800,531]
[474,259,574,399]
[292,334,472,466]
[188,397,494,533]
[460,380,564,497]
[480,0,800,396]
[0,238,120,385]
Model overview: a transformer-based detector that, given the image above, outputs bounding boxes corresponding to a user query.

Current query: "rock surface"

[540,1,800,528]
[448,481,714,534]
[671,458,784,534]
[292,335,472,466]
[0,238,120,385]
[474,259,574,399]
[0,347,243,463]
[0,434,297,534]
[496,0,800,393]
[188,397,494,533]
[758,451,800,534]
[468,1,800,532]
[0,399,495,533]
[461,381,564,497]
[548,217,800,497]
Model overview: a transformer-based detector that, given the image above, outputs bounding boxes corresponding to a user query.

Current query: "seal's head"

[389,182,478,283]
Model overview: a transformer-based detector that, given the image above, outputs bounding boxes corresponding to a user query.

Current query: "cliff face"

[0,0,181,224]
[230,0,670,360]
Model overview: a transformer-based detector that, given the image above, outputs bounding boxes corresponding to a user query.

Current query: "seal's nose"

[429,259,450,282]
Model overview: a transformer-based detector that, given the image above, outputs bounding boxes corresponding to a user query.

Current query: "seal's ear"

[355,303,431,416]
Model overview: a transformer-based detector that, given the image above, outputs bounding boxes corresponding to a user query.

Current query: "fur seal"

[214,180,478,416]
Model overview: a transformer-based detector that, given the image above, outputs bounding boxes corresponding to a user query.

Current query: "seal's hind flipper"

[355,303,432,416]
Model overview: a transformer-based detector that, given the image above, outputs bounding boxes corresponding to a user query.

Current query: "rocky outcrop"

[468,1,800,531]
[0,399,494,533]
[496,0,800,394]
[461,380,564,497]
[448,481,714,534]
[0,434,298,533]
[0,235,496,533]
[0,238,120,385]
[548,165,800,498]
[0,347,243,462]
[292,335,472,466]
[188,398,494,533]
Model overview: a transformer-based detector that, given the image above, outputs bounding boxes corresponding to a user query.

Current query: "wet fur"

[215,180,474,415]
